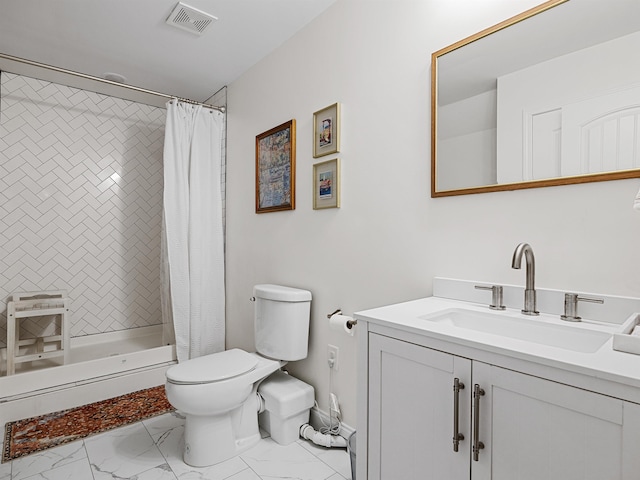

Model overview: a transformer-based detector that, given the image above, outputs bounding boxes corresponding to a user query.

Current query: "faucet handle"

[561,293,604,322]
[474,285,506,311]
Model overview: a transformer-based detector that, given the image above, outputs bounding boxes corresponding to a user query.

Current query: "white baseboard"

[308,406,355,441]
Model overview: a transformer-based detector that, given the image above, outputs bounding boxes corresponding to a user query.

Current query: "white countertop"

[355,295,640,402]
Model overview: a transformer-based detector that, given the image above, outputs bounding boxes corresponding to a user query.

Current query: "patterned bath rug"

[3,385,174,462]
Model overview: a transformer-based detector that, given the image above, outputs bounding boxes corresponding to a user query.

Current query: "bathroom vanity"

[355,278,640,480]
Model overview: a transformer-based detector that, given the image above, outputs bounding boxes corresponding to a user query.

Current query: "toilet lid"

[166,349,258,385]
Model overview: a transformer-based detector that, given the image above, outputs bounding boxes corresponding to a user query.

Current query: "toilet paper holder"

[327,308,358,329]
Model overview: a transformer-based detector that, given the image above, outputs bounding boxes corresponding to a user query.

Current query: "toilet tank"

[254,284,312,361]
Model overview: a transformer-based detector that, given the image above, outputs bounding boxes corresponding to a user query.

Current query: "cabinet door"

[368,333,471,480]
[472,362,640,480]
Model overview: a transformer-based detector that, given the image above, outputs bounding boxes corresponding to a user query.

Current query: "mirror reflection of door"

[497,32,640,184]
[433,0,640,196]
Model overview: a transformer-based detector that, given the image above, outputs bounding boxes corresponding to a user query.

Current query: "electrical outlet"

[327,344,339,371]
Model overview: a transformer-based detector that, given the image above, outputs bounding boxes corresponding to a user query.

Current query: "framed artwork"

[255,119,296,213]
[313,103,340,158]
[313,158,340,209]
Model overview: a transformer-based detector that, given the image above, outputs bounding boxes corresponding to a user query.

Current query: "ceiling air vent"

[166,2,218,36]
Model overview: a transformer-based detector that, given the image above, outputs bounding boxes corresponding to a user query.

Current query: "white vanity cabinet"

[368,333,471,479]
[366,332,640,480]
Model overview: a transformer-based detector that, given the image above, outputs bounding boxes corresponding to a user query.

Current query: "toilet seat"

[166,348,258,385]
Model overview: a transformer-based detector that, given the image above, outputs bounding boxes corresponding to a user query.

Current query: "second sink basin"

[419,308,613,353]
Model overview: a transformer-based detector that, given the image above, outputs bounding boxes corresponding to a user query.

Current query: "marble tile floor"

[0,412,352,480]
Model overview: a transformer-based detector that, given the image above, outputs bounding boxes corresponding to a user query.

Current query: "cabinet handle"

[452,377,465,452]
[472,384,485,461]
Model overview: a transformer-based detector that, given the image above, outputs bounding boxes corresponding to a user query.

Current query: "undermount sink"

[419,308,614,353]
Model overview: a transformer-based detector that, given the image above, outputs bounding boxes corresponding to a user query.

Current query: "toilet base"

[165,352,287,467]
[182,387,263,467]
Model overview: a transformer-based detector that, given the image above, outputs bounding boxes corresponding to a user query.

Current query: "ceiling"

[0,0,337,107]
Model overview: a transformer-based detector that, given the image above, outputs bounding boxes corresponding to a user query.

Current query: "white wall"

[225,0,640,428]
[438,90,497,189]
[438,128,496,190]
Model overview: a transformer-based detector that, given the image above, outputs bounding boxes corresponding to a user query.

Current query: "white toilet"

[165,284,312,467]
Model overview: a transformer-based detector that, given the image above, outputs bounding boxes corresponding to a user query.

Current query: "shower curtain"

[161,100,225,363]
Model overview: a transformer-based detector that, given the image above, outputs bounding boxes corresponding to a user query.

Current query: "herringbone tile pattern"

[0,73,165,347]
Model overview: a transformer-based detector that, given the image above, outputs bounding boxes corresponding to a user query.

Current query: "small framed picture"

[255,119,296,213]
[313,158,340,209]
[313,103,340,158]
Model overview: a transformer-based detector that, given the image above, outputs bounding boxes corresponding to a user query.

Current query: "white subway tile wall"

[0,72,166,346]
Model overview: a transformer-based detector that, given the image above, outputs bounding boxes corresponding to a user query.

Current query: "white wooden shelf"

[6,291,70,376]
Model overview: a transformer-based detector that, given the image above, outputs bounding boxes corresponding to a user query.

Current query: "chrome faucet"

[511,243,539,316]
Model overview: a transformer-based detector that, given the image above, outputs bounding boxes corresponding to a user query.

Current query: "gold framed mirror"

[431,0,640,197]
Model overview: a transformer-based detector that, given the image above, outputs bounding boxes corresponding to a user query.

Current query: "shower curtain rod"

[0,53,226,113]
